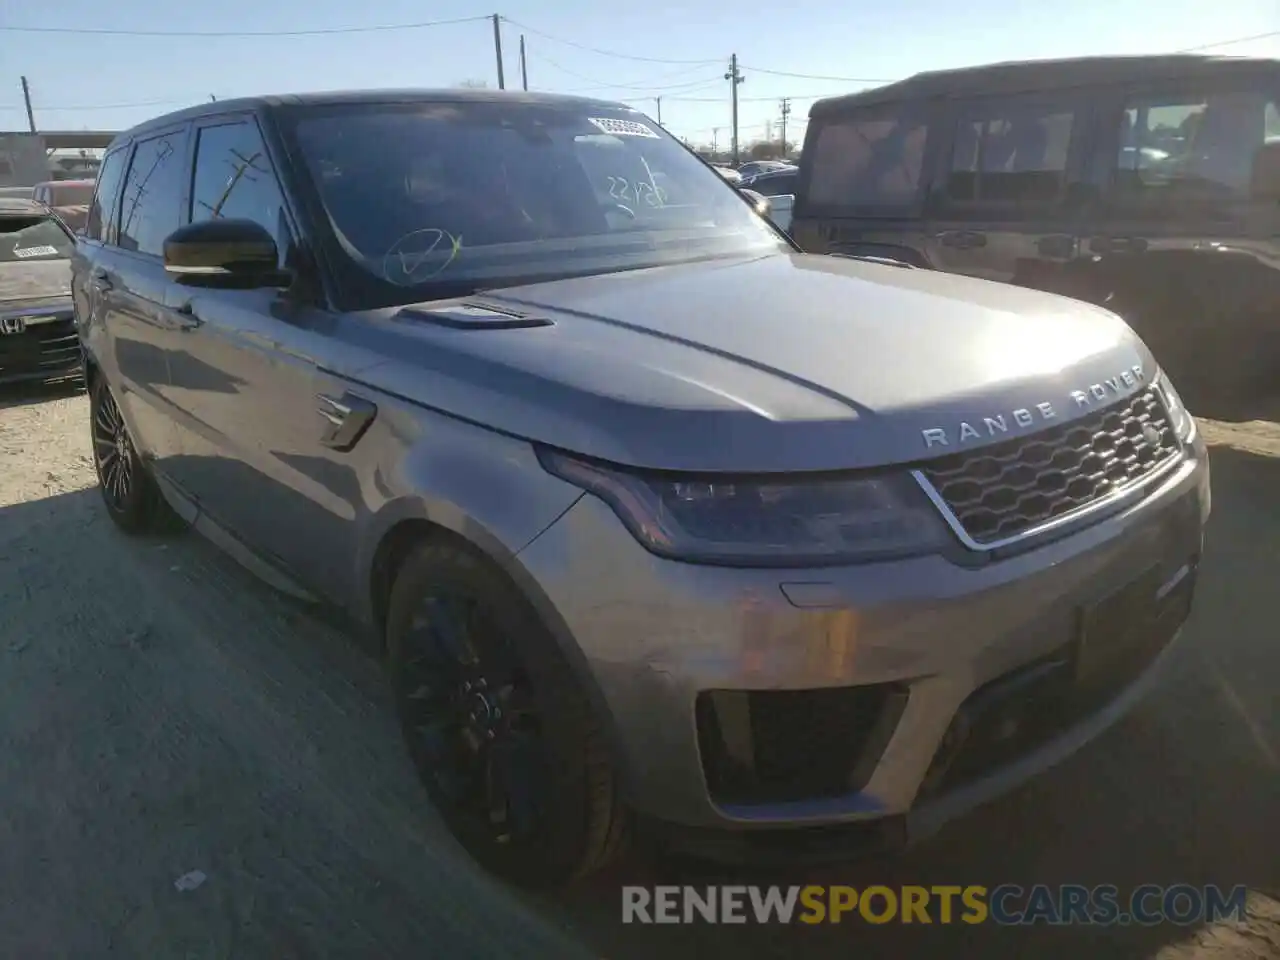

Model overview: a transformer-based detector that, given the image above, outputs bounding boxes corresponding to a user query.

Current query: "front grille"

[696,684,907,806]
[0,316,80,380]
[920,386,1179,547]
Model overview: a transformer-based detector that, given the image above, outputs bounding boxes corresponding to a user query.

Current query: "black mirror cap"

[1251,140,1280,202]
[163,218,281,282]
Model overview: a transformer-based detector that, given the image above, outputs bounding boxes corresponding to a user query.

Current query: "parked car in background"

[0,197,81,385]
[739,167,798,195]
[736,160,795,179]
[33,179,96,234]
[77,89,1206,890]
[712,164,742,184]
[791,54,1280,406]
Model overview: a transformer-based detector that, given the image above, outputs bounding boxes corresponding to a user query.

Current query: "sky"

[1,0,1276,151]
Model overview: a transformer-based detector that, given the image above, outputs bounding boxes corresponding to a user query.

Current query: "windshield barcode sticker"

[13,245,60,259]
[588,117,660,139]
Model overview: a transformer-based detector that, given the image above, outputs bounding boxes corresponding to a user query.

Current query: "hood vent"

[397,301,554,330]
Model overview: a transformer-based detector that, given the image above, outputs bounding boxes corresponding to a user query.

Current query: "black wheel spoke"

[399,592,548,845]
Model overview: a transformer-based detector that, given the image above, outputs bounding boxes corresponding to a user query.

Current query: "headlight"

[538,449,949,566]
[1156,372,1195,442]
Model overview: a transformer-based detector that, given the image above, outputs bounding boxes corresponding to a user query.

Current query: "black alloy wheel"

[386,541,627,887]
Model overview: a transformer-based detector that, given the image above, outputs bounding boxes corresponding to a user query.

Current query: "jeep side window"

[1114,88,1279,202]
[944,104,1075,205]
[190,120,292,267]
[117,131,186,256]
[806,107,929,210]
[85,148,127,244]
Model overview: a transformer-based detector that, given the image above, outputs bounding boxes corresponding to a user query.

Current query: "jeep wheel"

[89,377,172,535]
[386,540,627,888]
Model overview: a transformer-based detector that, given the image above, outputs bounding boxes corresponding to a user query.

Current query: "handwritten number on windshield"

[606,176,665,207]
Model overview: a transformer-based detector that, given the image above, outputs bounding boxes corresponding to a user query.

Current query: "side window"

[943,102,1076,206]
[85,148,128,243]
[807,107,930,209]
[1113,88,1278,207]
[190,121,291,265]
[118,131,186,256]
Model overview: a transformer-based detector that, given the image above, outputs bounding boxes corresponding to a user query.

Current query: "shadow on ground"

[0,377,84,411]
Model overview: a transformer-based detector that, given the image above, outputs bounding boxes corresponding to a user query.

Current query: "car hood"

[353,253,1157,473]
[0,259,71,306]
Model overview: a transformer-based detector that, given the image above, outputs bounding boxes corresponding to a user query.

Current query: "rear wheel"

[386,540,627,887]
[89,376,172,535]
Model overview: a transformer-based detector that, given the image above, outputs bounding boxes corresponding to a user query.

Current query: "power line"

[740,65,896,83]
[1177,29,1280,53]
[526,53,722,92]
[0,14,489,37]
[499,18,720,65]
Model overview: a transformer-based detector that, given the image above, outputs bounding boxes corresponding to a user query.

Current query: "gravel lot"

[0,382,1276,959]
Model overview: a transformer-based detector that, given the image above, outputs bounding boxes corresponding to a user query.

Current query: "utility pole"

[724,54,744,166]
[491,14,506,90]
[20,77,36,133]
[654,97,662,125]
[519,35,529,91]
[779,98,791,156]
[210,94,217,102]
[711,128,720,158]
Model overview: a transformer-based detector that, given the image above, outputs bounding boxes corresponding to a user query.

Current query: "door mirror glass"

[769,194,795,232]
[162,218,286,286]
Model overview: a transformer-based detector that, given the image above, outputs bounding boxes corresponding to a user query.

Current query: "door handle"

[1036,234,1078,259]
[936,230,988,249]
[1089,236,1148,255]
[89,267,113,291]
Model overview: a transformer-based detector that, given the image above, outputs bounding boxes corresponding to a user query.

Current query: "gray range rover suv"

[73,90,1209,887]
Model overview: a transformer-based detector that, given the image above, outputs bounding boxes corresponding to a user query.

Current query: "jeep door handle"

[89,267,113,291]
[1036,234,1078,258]
[1089,236,1148,255]
[936,230,988,249]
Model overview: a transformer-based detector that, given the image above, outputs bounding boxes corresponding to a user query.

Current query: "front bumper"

[0,302,81,385]
[515,437,1209,849]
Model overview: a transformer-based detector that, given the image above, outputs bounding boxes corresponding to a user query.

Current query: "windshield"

[285,101,786,307]
[0,215,74,262]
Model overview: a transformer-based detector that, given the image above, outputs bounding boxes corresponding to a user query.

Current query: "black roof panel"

[809,54,1280,116]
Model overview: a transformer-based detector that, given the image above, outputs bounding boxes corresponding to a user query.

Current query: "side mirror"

[163,218,287,287]
[739,187,771,218]
[1250,140,1280,201]
[769,194,795,233]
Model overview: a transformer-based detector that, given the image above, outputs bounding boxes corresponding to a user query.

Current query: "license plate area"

[1075,561,1196,688]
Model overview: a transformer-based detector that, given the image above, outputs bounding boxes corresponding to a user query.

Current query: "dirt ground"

[0,382,1276,959]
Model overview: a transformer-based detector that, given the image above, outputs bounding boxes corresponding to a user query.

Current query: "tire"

[386,539,627,888]
[88,376,173,535]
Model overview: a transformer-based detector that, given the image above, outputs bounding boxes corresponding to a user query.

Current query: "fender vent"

[397,301,553,330]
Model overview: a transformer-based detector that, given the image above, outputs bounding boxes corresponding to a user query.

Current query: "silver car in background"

[74,90,1208,888]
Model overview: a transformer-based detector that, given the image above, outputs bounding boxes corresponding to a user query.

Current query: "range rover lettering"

[73,90,1210,887]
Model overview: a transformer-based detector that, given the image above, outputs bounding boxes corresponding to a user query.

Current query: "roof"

[0,197,49,216]
[35,179,95,188]
[115,88,633,148]
[810,54,1280,116]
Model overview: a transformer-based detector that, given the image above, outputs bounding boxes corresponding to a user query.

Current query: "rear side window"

[943,101,1076,206]
[1112,86,1280,208]
[118,130,187,256]
[806,107,929,210]
[86,149,127,243]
